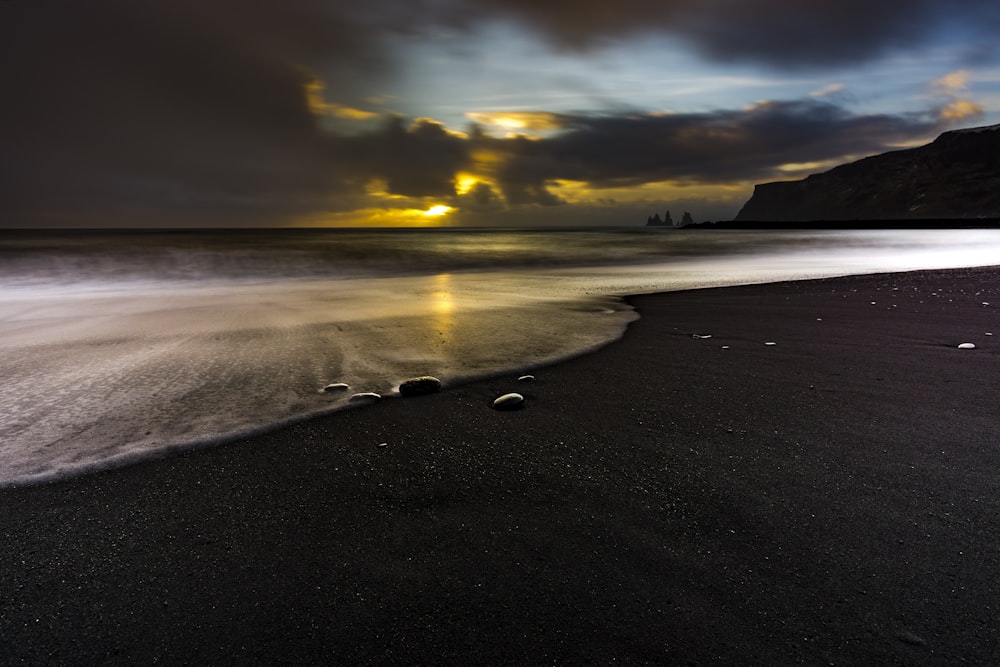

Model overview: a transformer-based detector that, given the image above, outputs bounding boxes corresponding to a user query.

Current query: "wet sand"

[2,267,998,664]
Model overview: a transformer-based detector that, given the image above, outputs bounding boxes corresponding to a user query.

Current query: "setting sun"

[423,205,454,217]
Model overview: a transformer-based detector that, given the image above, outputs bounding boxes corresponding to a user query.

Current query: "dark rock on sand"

[493,393,525,410]
[349,392,381,402]
[399,376,442,397]
[517,375,536,382]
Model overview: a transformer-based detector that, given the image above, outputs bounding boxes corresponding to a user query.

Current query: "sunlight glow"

[430,273,455,315]
[455,174,478,195]
[466,112,564,132]
[423,205,454,217]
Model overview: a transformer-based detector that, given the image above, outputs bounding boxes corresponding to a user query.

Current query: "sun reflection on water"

[429,272,455,347]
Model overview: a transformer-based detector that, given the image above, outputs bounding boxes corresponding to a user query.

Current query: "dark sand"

[2,267,999,664]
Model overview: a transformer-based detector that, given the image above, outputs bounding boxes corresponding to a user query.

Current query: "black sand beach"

[2,267,998,664]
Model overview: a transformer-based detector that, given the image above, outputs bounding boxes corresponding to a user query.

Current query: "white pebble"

[957,343,976,349]
[764,341,777,346]
[493,393,525,410]
[692,334,712,339]
[517,375,536,382]
[323,382,349,392]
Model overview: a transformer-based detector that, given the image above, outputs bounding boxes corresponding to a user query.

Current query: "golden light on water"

[430,273,455,315]
[429,273,456,348]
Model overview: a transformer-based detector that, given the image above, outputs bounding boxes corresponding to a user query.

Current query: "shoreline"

[2,266,998,663]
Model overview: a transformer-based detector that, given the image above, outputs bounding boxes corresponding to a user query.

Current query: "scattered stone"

[398,376,442,396]
[377,442,388,448]
[517,375,536,382]
[957,342,976,349]
[764,341,777,346]
[493,393,525,411]
[349,392,381,402]
[895,631,927,646]
[721,345,730,349]
[986,332,993,336]
[323,382,349,392]
[692,334,712,339]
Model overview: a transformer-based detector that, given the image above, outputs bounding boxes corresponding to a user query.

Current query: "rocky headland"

[735,124,1000,222]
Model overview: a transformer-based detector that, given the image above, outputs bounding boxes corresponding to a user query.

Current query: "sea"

[3,227,1000,487]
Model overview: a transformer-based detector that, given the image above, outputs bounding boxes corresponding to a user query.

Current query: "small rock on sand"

[493,393,525,410]
[895,631,927,646]
[323,383,349,392]
[350,392,381,402]
[399,376,442,396]
[517,375,535,382]
[957,342,976,349]
[764,341,777,346]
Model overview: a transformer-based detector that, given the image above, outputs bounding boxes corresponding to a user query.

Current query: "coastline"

[2,266,998,663]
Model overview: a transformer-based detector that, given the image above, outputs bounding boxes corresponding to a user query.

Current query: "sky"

[3,0,999,228]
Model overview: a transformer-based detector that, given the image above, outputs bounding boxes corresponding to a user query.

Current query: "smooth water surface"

[2,227,999,486]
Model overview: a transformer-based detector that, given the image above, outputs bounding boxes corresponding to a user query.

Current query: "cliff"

[735,124,1000,222]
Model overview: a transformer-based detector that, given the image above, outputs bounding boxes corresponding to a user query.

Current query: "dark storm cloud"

[0,0,400,225]
[475,99,946,205]
[334,117,472,199]
[469,0,999,68]
[0,0,990,226]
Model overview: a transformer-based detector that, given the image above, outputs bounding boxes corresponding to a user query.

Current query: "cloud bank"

[469,0,1000,67]
[1,0,994,226]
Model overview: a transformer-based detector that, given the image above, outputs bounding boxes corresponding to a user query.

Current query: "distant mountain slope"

[735,124,1000,222]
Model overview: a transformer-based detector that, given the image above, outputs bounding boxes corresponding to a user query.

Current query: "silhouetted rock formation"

[646,210,677,227]
[735,124,1000,222]
[681,211,694,226]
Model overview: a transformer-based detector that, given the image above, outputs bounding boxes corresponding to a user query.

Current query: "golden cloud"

[931,70,971,95]
[304,78,377,120]
[809,83,845,98]
[939,98,984,121]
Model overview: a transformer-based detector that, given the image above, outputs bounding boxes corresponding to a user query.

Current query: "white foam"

[4,228,1000,487]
